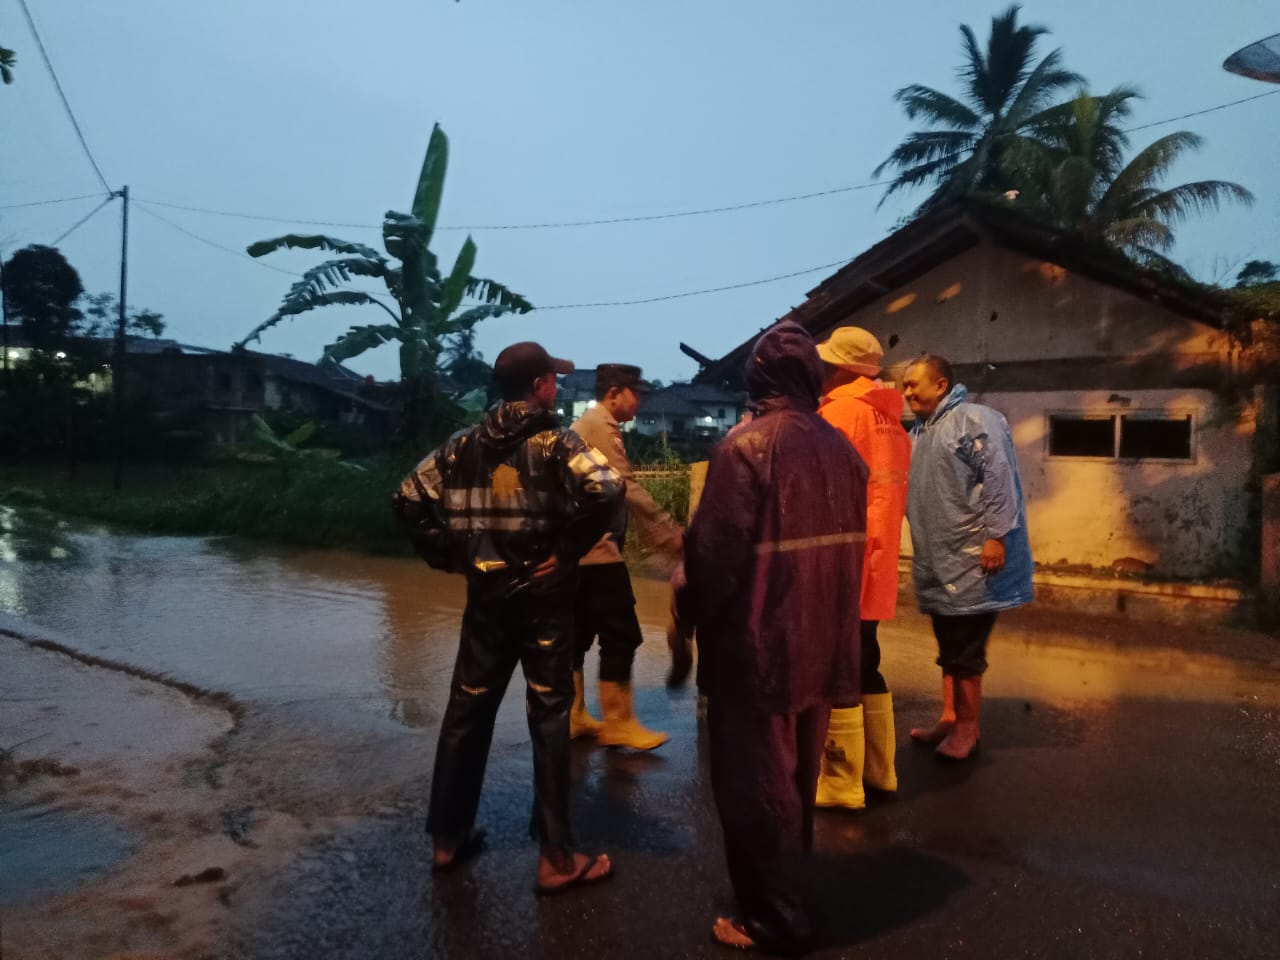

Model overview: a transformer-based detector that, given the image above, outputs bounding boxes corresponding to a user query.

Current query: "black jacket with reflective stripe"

[394,401,624,596]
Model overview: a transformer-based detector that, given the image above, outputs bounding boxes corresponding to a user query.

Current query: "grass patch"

[1,457,699,561]
[0,460,411,553]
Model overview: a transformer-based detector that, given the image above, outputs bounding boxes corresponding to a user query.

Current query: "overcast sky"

[2,0,1276,383]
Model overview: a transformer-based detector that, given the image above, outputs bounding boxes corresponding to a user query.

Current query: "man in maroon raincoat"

[674,321,867,953]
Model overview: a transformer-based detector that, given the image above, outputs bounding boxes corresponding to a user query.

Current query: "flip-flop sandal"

[711,917,757,952]
[431,827,487,873]
[534,854,614,896]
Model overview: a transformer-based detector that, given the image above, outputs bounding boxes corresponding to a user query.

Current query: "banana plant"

[236,124,533,442]
[238,415,349,483]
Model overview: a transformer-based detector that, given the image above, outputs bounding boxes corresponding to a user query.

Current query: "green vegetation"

[1004,89,1252,276]
[875,5,1081,207]
[876,5,1252,276]
[237,123,532,444]
[237,415,352,483]
[0,461,409,553]
[0,456,695,560]
[0,246,169,466]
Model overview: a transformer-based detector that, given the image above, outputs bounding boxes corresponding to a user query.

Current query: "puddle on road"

[2,504,1275,737]
[0,803,137,907]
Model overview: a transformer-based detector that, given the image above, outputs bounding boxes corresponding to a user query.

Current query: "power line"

[51,195,115,245]
[440,183,893,230]
[133,180,895,233]
[0,192,107,211]
[1123,89,1280,133]
[137,188,849,309]
[130,197,376,230]
[15,0,112,194]
[128,87,1280,235]
[4,83,1273,240]
[136,196,844,310]
[133,202,301,276]
[535,258,851,310]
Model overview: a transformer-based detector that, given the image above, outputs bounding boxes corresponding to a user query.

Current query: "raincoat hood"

[478,401,560,454]
[745,321,824,414]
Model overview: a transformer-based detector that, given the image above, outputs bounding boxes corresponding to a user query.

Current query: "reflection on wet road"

[0,804,137,907]
[3,505,1280,959]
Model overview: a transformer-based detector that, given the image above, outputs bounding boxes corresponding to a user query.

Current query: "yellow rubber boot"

[861,692,898,793]
[597,680,669,751]
[569,670,603,740]
[815,706,866,810]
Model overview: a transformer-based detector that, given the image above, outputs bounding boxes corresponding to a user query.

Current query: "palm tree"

[1,46,15,85]
[1005,89,1254,273]
[237,124,532,442]
[874,4,1081,209]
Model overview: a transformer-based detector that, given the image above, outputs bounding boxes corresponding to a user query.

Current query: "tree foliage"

[238,124,533,442]
[1,245,85,349]
[80,292,167,339]
[874,5,1081,209]
[877,8,1254,276]
[1237,260,1279,288]
[0,46,14,85]
[1002,89,1253,274]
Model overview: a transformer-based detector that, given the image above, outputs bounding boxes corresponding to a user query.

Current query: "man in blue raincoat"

[674,321,867,953]
[901,354,1033,761]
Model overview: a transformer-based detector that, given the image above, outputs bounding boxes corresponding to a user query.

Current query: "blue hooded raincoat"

[906,384,1034,615]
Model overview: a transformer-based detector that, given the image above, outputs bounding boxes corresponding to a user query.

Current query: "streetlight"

[1224,33,1280,84]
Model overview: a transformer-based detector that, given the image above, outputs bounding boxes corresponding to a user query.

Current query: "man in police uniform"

[571,364,684,750]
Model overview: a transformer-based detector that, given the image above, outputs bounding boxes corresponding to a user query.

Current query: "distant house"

[558,369,598,423]
[556,370,744,442]
[700,200,1267,581]
[3,331,392,445]
[633,383,744,441]
[125,344,392,445]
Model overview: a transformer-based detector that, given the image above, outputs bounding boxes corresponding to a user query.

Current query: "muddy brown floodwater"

[2,504,1279,960]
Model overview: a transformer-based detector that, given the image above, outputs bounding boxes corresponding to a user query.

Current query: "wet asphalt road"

[224,598,1280,960]
[4,512,1278,958]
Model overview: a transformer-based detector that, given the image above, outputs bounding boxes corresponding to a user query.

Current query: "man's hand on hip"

[980,538,1006,574]
[532,555,560,581]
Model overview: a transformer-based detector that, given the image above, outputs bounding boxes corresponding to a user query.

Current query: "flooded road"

[0,504,472,727]
[2,504,1280,959]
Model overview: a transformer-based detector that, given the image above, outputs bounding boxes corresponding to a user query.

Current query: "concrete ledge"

[896,560,1252,627]
[1034,570,1245,602]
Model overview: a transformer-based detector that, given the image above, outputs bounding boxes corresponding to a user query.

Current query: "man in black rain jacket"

[395,341,624,894]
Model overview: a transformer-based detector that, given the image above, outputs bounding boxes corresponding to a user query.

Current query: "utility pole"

[1,257,8,376]
[113,185,129,491]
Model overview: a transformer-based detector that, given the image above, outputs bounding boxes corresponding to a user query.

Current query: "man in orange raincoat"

[813,326,911,810]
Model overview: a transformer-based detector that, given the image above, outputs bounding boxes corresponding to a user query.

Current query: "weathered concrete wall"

[834,240,1255,580]
[835,244,1232,373]
[993,388,1254,578]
